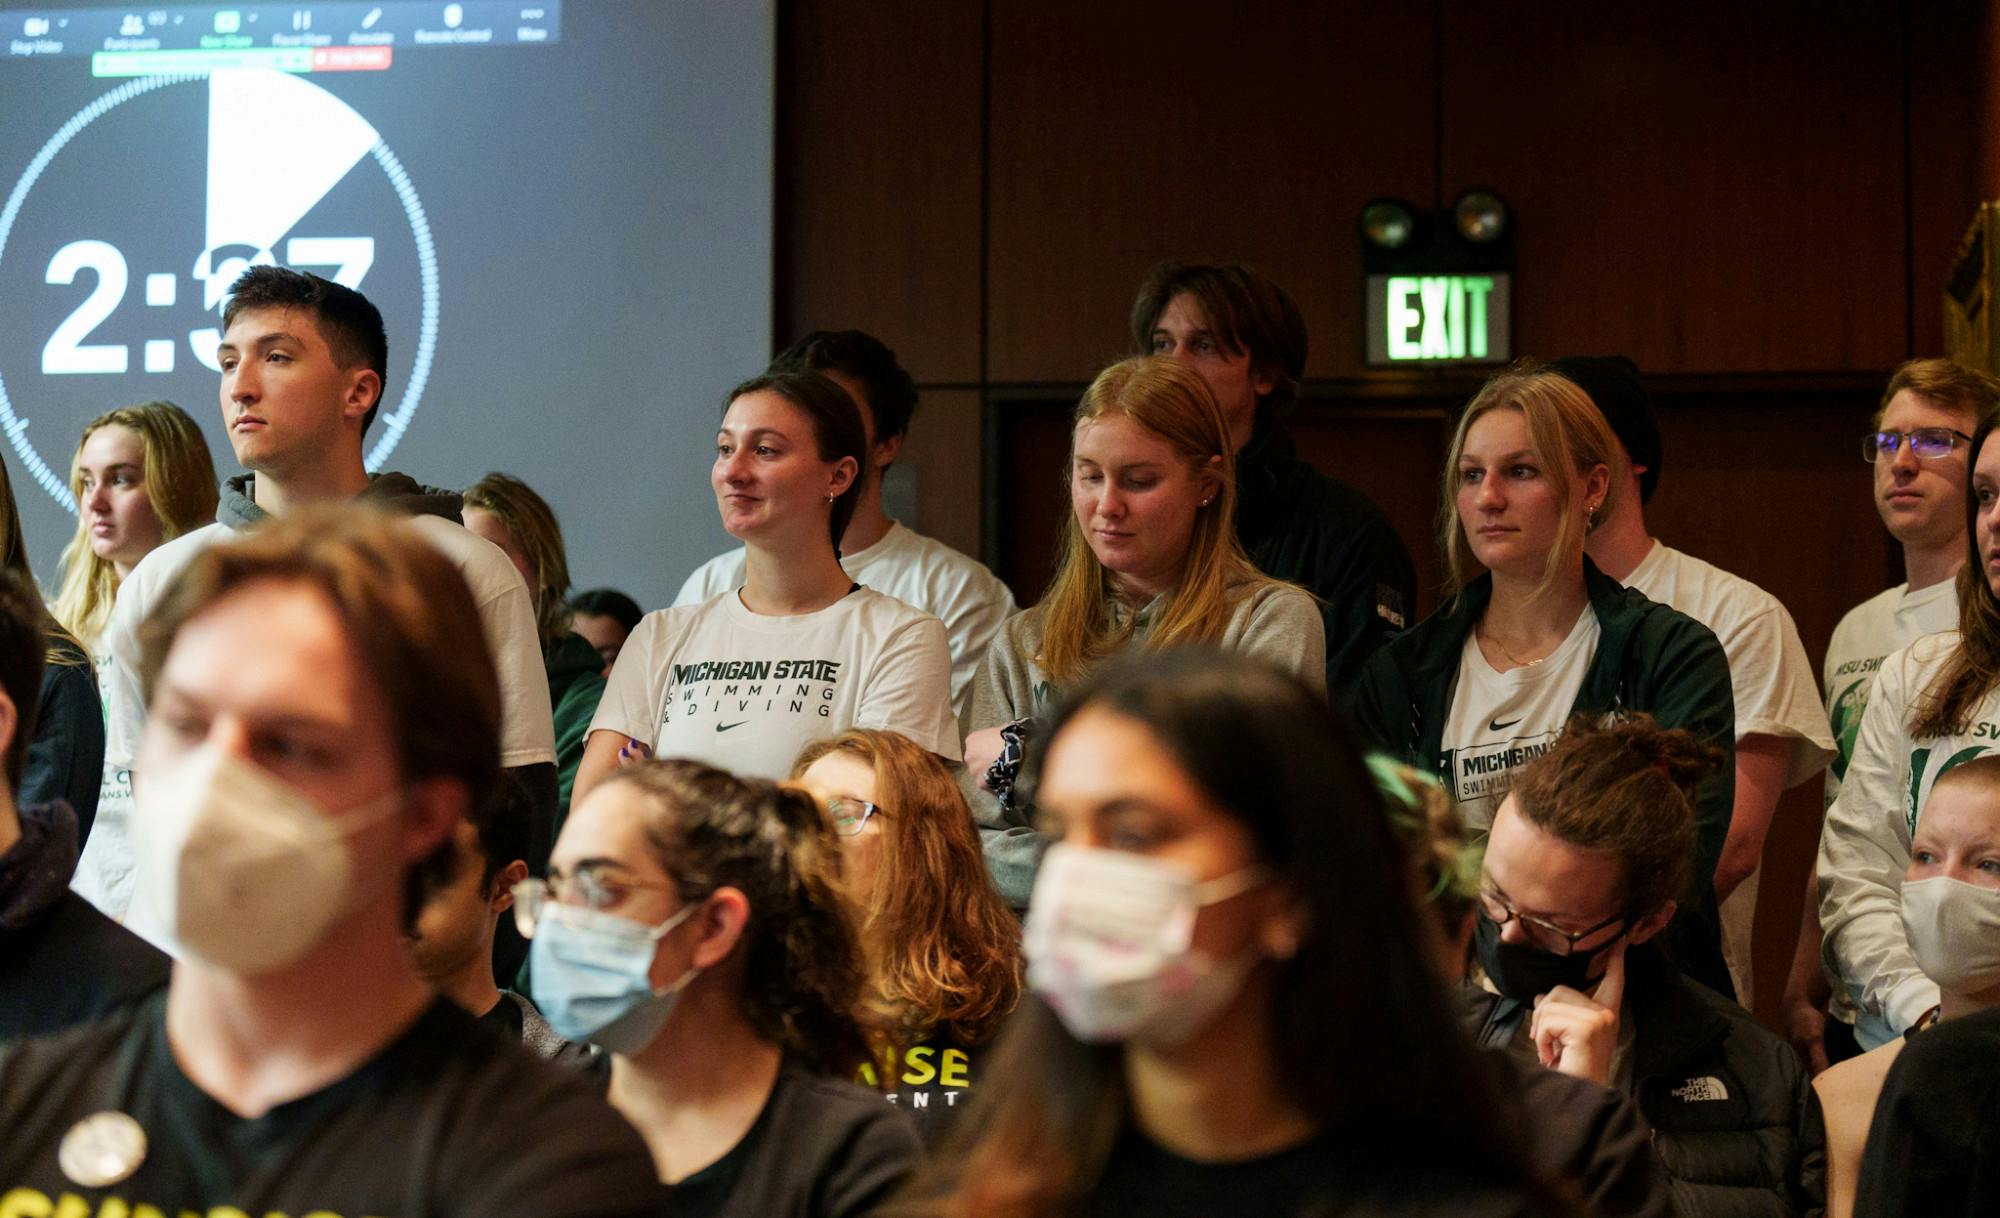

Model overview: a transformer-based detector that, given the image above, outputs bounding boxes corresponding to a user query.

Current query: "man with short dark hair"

[406,779,588,1065]
[1132,262,1415,694]
[676,329,1014,720]
[0,568,167,1042]
[1552,354,1834,1011]
[81,267,558,936]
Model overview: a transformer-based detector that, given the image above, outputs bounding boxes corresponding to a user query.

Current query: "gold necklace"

[1479,624,1549,669]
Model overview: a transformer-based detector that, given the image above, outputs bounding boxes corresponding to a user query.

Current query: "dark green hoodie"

[1348,559,1737,999]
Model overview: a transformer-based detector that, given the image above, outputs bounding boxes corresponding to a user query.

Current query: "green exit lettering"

[1386,276,1495,361]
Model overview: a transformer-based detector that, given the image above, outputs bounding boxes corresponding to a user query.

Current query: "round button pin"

[58,1111,147,1188]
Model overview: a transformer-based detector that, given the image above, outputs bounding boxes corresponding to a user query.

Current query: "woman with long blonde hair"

[793,728,1023,1143]
[961,355,1323,908]
[51,401,217,646]
[1348,363,1735,998]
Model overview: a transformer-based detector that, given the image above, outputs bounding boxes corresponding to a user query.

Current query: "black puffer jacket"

[1234,419,1415,696]
[1466,946,1824,1217]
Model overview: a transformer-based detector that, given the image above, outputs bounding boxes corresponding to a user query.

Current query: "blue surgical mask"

[528,901,701,1055]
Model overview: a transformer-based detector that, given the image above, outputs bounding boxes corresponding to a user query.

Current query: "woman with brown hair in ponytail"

[1821,409,2000,1051]
[515,758,921,1217]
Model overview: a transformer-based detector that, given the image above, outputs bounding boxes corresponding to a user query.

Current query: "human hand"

[616,736,653,767]
[964,727,1006,790]
[1529,939,1626,1087]
[1782,987,1831,1076]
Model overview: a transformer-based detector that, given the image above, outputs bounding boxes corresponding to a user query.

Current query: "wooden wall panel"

[1909,2,1990,358]
[897,389,985,557]
[984,2,1437,384]
[775,0,984,382]
[1440,2,1908,374]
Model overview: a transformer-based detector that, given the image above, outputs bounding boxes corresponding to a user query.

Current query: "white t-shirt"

[1440,607,1601,832]
[66,638,133,918]
[79,513,556,923]
[1621,541,1837,1007]
[1822,580,1957,807]
[591,586,958,781]
[676,522,1014,721]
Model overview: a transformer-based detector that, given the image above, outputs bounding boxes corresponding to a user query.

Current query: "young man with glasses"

[1783,358,2000,1072]
[1463,716,1818,1215]
[1552,356,1835,1013]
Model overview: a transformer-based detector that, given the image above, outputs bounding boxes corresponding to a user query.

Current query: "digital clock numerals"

[41,236,377,376]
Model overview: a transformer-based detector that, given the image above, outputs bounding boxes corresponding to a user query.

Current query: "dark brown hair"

[0,568,46,790]
[792,729,1023,1049]
[1129,262,1307,422]
[1912,413,2000,739]
[1507,715,1722,918]
[891,650,1579,1217]
[722,371,867,555]
[606,758,874,1078]
[137,504,502,907]
[224,265,390,434]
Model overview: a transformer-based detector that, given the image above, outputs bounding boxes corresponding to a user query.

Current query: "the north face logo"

[1671,1076,1730,1103]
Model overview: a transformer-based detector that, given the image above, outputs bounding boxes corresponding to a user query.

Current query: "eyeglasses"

[1862,428,1973,463]
[1478,883,1628,957]
[829,798,883,837]
[510,863,677,937]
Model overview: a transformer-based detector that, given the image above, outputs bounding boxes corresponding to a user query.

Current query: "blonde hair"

[462,472,572,651]
[52,402,217,644]
[1439,365,1625,599]
[1037,356,1272,686]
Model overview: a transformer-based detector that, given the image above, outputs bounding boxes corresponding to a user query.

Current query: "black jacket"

[1855,1006,2000,1217]
[1234,420,1415,695]
[0,801,168,1042]
[1466,947,1823,1218]
[1347,559,1737,996]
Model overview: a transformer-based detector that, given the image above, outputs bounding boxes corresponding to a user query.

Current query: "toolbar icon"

[119,13,143,35]
[444,4,463,28]
[21,16,49,36]
[214,10,240,32]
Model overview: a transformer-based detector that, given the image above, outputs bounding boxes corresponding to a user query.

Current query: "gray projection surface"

[0,0,773,612]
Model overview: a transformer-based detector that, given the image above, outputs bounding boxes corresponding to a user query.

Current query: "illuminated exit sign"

[1365,273,1512,366]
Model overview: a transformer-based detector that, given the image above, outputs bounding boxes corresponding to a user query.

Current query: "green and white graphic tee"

[591,587,958,780]
[1821,580,1956,807]
[1440,606,1600,832]
[1820,629,2000,1047]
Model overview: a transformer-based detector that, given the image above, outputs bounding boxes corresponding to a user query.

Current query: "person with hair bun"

[1370,756,1671,1218]
[575,372,956,799]
[1463,714,1820,1216]
[962,355,1324,907]
[1818,755,2000,1217]
[1350,364,1736,997]
[793,728,1024,1142]
[1820,411,2000,1053]
[522,759,921,1217]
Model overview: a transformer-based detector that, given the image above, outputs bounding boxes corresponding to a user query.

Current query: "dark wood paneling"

[1911,1,1992,357]
[775,0,984,381]
[984,2,1437,384]
[1284,404,1454,620]
[990,397,1075,603]
[1440,2,1908,374]
[900,388,985,557]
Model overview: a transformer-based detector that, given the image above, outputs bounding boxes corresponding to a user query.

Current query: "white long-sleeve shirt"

[1817,629,1992,1047]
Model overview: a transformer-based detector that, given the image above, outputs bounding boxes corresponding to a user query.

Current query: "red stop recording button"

[313,46,394,72]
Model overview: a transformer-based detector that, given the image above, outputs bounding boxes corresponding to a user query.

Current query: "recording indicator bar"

[7,2,560,60]
[92,43,391,73]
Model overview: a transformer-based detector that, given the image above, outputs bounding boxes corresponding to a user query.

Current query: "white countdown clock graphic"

[0,69,438,510]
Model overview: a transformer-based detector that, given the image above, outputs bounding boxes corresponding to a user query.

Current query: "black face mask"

[1472,912,1619,1001]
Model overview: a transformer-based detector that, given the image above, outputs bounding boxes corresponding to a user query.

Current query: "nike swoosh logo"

[1488,717,1522,732]
[716,721,749,732]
